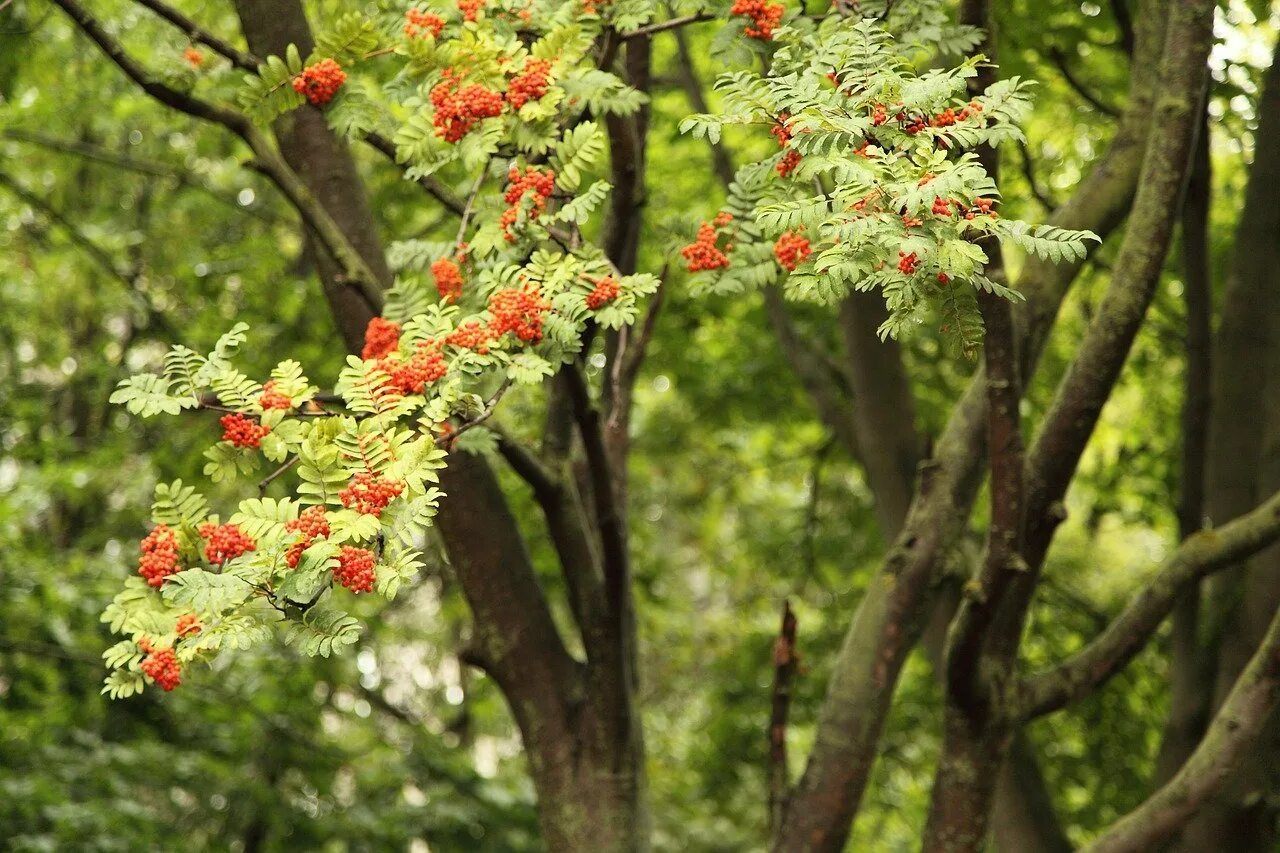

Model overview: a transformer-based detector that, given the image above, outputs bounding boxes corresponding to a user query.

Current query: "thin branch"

[768,600,800,835]
[128,0,259,71]
[1016,139,1058,212]
[1109,0,1135,56]
[621,12,714,39]
[442,379,513,446]
[1081,602,1280,853]
[494,427,562,501]
[1016,487,1280,719]
[258,455,299,495]
[1047,46,1121,117]
[49,0,385,313]
[364,131,467,216]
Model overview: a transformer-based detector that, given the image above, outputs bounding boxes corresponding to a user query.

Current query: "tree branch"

[768,600,799,835]
[1017,488,1280,719]
[128,0,259,70]
[621,12,714,40]
[1081,602,1280,853]
[1046,46,1121,117]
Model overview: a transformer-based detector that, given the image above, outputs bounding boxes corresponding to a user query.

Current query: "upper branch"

[128,0,259,71]
[50,0,385,312]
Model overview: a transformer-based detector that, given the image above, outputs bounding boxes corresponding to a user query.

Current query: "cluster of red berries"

[382,341,449,394]
[430,71,503,142]
[404,8,446,38]
[362,317,402,360]
[138,524,181,588]
[445,321,493,353]
[489,286,551,342]
[585,276,620,310]
[897,251,919,275]
[183,46,204,68]
[175,614,202,638]
[501,165,556,240]
[932,196,952,216]
[681,222,732,272]
[139,640,182,691]
[777,149,802,177]
[457,0,484,21]
[259,380,292,411]
[507,58,552,109]
[198,522,256,565]
[293,59,346,106]
[221,412,270,448]
[334,546,377,594]
[339,471,405,516]
[432,257,464,303]
[773,231,812,271]
[770,116,802,177]
[731,0,784,39]
[284,505,331,568]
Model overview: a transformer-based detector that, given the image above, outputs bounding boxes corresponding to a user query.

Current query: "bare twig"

[258,455,300,495]
[621,12,713,40]
[128,0,259,71]
[768,600,800,834]
[1047,46,1121,117]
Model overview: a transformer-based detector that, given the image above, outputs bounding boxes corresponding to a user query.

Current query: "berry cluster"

[292,59,346,106]
[404,8,446,38]
[183,47,204,68]
[432,257,464,303]
[382,341,449,394]
[932,196,952,216]
[175,614,202,638]
[139,641,182,691]
[773,231,811,271]
[339,471,405,517]
[259,380,292,411]
[138,524,181,588]
[362,317,402,360]
[334,546,376,594]
[198,522,256,565]
[284,505,331,568]
[221,412,270,448]
[777,149,802,177]
[488,286,551,342]
[457,0,484,21]
[681,222,731,272]
[446,321,493,353]
[507,58,552,109]
[770,115,803,177]
[585,276,620,310]
[731,0,784,39]
[430,71,503,142]
[897,251,919,275]
[501,166,556,240]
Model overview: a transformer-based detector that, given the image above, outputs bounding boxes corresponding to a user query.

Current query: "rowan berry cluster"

[362,317,402,360]
[139,641,182,691]
[731,0,784,39]
[339,471,405,517]
[292,59,346,106]
[445,321,493,353]
[932,196,952,216]
[221,412,270,448]
[259,380,292,411]
[382,341,449,394]
[897,251,919,275]
[404,8,446,38]
[198,522,256,565]
[770,116,802,177]
[585,276,620,310]
[773,231,811,271]
[432,258,464,303]
[681,222,731,272]
[457,0,484,21]
[431,71,503,142]
[138,524,181,588]
[175,614,202,637]
[777,149,802,178]
[284,505,331,568]
[488,286,551,342]
[501,166,556,240]
[183,47,204,68]
[334,546,376,593]
[507,58,552,110]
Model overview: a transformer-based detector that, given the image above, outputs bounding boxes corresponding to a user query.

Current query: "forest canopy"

[2,0,1280,850]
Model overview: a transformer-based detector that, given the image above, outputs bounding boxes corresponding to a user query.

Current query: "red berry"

[284,505,331,568]
[198,522,256,565]
[339,471,405,517]
[258,380,292,411]
[681,222,731,272]
[730,0,784,39]
[220,413,269,449]
[773,231,811,272]
[141,645,182,691]
[776,149,802,177]
[488,286,551,342]
[507,58,552,109]
[430,71,504,142]
[897,251,919,275]
[138,524,181,588]
[457,0,484,21]
[175,614,202,637]
[292,58,346,106]
[404,8,445,38]
[445,321,493,353]
[585,276,620,310]
[334,546,376,593]
[432,258,464,303]
[362,317,402,361]
[183,47,204,68]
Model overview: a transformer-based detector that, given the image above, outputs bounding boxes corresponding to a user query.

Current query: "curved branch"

[1017,487,1280,719]
[49,0,385,313]
[1081,603,1280,853]
[128,0,258,71]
